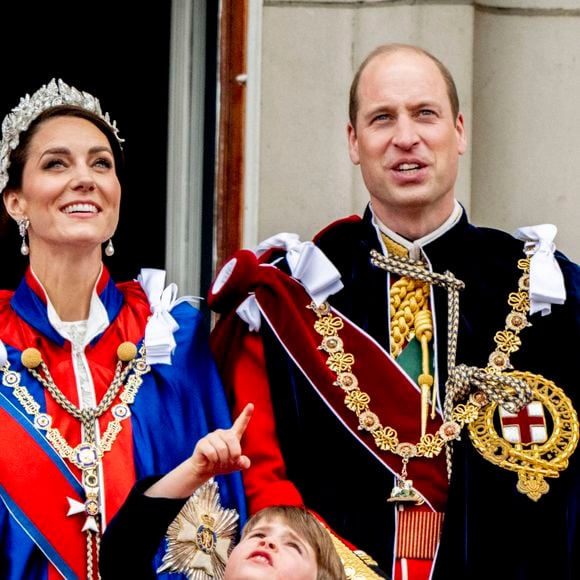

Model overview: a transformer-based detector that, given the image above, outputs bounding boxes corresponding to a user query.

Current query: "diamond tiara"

[0,78,123,194]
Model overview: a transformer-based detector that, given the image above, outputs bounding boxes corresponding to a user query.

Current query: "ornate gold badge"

[453,252,579,500]
[468,371,579,501]
[156,479,239,579]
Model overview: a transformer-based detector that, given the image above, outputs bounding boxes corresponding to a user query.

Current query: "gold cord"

[389,276,431,358]
[370,248,537,487]
[382,235,436,436]
[371,245,576,500]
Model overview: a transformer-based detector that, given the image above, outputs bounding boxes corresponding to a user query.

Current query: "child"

[98,404,349,579]
[224,504,347,580]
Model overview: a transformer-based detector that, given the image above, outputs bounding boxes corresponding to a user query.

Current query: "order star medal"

[157,478,239,579]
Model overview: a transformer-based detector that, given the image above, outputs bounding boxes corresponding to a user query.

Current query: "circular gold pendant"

[468,370,578,501]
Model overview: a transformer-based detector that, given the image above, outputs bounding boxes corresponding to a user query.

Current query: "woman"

[0,79,246,579]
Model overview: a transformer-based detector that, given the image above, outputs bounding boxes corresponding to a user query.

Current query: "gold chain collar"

[309,298,479,502]
[321,247,575,501]
[1,341,150,578]
[369,248,472,493]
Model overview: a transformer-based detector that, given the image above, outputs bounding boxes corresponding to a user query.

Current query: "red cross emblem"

[499,401,547,444]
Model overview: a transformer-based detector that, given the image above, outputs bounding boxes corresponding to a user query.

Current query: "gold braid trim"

[390,276,430,358]
[381,234,431,359]
[318,522,383,579]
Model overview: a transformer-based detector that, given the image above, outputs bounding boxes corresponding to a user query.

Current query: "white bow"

[138,269,199,364]
[0,340,6,366]
[513,224,566,316]
[236,233,343,332]
[256,233,343,305]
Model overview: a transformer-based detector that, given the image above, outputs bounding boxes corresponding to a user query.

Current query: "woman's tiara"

[0,78,123,193]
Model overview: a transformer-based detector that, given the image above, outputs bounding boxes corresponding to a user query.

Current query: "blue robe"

[0,266,247,579]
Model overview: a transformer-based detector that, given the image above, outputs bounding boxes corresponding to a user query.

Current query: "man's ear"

[455,113,467,156]
[347,122,360,165]
[3,189,26,221]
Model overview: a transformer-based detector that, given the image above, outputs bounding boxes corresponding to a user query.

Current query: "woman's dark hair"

[4,105,124,193]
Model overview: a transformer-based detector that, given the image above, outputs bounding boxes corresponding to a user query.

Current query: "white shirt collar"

[372,200,463,260]
[30,266,109,347]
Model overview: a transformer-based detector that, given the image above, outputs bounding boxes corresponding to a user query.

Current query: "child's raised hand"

[144,403,254,499]
[188,403,254,480]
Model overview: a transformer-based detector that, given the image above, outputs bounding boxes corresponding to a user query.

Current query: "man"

[208,43,580,579]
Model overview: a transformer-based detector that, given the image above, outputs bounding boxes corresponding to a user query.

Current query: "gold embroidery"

[325,531,384,579]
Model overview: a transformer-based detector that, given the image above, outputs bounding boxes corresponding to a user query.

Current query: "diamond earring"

[105,238,115,257]
[17,217,30,256]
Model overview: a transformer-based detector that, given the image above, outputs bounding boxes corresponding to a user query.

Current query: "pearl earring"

[105,238,115,257]
[17,218,30,256]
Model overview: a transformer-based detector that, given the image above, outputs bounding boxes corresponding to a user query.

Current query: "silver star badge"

[156,479,239,579]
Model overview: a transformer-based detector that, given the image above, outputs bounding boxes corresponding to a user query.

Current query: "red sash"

[0,397,86,579]
[209,250,448,511]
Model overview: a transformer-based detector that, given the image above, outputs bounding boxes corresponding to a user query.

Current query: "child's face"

[224,516,317,579]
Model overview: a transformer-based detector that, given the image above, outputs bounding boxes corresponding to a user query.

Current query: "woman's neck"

[29,256,102,322]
